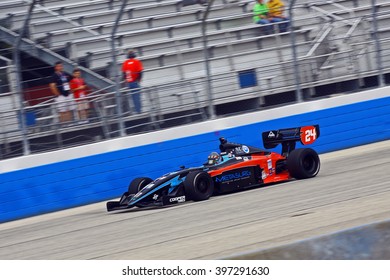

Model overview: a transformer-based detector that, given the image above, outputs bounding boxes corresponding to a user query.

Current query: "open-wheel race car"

[107,125,320,212]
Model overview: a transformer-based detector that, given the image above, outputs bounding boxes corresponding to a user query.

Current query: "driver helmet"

[207,152,221,165]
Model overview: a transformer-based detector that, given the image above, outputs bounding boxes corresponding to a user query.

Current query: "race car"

[107,125,320,212]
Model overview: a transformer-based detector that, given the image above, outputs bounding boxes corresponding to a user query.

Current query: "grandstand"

[0,0,389,158]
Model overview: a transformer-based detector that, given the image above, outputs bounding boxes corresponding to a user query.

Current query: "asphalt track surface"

[0,141,389,260]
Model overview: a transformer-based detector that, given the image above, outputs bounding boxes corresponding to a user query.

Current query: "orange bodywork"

[207,152,291,186]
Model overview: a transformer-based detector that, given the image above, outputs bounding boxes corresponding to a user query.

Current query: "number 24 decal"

[300,126,317,145]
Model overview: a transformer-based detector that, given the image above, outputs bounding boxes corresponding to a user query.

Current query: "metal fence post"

[288,0,303,103]
[13,0,38,155]
[201,0,216,119]
[110,0,128,137]
[371,0,385,86]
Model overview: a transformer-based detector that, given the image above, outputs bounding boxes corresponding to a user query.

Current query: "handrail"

[15,0,180,17]
[304,23,333,58]
[331,2,357,19]
[309,5,354,26]
[343,17,363,41]
[24,0,108,40]
[0,25,115,90]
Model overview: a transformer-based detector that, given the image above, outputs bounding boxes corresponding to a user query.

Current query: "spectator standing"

[49,61,75,123]
[267,0,289,33]
[70,69,89,123]
[121,50,144,114]
[253,0,273,35]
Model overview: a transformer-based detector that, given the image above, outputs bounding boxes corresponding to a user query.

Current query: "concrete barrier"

[227,219,390,260]
[0,88,389,223]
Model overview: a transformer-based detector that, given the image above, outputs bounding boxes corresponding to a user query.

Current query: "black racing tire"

[184,171,214,201]
[128,177,153,194]
[287,148,320,179]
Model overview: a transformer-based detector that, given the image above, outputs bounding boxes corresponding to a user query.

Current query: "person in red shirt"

[121,50,144,114]
[70,69,89,123]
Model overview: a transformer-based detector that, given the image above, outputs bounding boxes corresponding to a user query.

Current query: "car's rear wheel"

[287,148,320,179]
[128,177,153,194]
[184,171,214,201]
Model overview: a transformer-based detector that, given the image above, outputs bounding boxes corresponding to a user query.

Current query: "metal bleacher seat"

[0,0,28,17]
[307,0,389,18]
[75,10,316,65]
[87,23,313,72]
[2,1,117,30]
[47,0,122,15]
[136,26,314,93]
[29,6,202,38]
[88,6,316,52]
[29,1,251,47]
[377,25,390,41]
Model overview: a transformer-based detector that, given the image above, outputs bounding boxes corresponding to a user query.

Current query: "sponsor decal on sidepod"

[215,171,251,183]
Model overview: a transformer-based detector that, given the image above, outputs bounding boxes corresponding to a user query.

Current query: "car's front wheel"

[184,171,214,201]
[128,177,153,194]
[287,148,320,179]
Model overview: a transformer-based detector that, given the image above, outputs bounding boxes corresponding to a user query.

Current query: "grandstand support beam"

[110,0,128,137]
[12,0,38,156]
[288,0,303,103]
[201,0,216,119]
[371,0,385,87]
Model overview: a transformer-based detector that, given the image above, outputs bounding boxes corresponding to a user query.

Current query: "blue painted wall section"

[0,97,389,223]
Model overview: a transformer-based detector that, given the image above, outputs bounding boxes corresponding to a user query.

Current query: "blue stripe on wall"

[0,97,389,223]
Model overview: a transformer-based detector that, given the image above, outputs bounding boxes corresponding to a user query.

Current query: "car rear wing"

[262,125,320,154]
